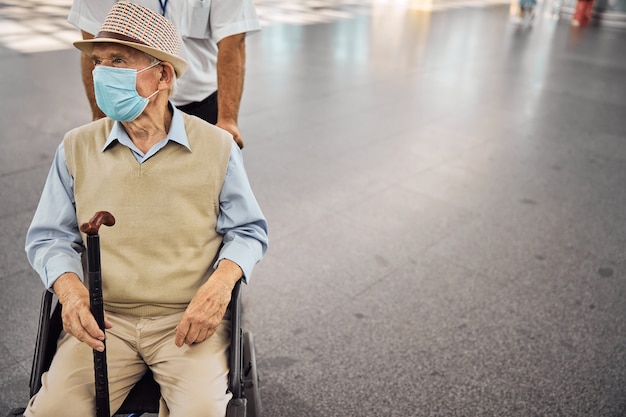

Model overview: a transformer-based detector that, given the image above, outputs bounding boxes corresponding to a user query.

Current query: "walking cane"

[80,211,116,417]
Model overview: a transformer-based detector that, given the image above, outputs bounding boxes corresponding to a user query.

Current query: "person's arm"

[216,33,246,148]
[25,143,110,350]
[175,142,268,346]
[79,30,106,120]
[214,142,268,280]
[25,143,83,288]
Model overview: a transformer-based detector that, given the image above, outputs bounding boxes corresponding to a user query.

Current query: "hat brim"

[74,38,188,78]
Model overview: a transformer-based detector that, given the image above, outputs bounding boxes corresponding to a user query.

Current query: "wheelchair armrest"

[29,290,62,398]
[229,279,243,399]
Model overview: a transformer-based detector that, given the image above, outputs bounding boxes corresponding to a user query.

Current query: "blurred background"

[1,0,625,416]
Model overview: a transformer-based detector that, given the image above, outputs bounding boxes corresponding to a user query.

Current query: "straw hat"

[74,1,188,77]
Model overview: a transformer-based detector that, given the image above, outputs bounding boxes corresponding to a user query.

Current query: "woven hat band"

[96,31,148,47]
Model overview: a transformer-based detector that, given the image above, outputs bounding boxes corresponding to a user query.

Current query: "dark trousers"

[177,91,218,124]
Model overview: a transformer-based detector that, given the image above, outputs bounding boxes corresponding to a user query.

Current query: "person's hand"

[216,119,244,149]
[175,260,242,347]
[53,273,112,352]
[175,278,232,346]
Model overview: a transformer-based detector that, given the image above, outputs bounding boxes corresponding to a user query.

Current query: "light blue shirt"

[25,105,268,290]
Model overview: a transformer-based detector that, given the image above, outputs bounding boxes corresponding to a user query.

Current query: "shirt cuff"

[43,256,84,290]
[214,236,263,283]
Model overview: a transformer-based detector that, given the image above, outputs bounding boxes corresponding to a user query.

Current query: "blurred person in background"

[68,0,261,148]
[571,0,595,25]
[511,0,537,24]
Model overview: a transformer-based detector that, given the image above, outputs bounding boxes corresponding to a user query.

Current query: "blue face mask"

[93,62,161,122]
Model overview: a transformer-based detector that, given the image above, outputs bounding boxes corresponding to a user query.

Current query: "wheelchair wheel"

[242,331,261,417]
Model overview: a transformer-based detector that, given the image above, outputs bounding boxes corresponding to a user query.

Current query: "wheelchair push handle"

[80,211,115,236]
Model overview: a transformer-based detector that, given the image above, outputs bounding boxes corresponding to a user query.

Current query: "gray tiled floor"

[2,1,626,416]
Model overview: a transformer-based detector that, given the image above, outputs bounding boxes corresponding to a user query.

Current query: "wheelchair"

[8,279,261,417]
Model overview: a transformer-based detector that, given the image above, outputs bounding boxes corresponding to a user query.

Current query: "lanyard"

[158,0,168,16]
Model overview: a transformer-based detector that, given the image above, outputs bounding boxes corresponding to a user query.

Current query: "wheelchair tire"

[242,331,261,417]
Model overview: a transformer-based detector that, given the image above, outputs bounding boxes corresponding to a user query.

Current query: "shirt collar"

[102,103,190,152]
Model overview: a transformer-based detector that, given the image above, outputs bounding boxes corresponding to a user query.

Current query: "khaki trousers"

[25,310,232,417]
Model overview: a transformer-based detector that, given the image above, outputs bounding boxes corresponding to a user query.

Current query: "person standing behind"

[510,0,536,24]
[571,0,595,25]
[68,0,261,148]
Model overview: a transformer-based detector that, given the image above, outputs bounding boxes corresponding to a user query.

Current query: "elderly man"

[24,3,267,416]
[68,0,261,148]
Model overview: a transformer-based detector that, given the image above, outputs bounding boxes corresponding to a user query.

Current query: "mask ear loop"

[139,61,163,100]
[146,89,160,100]
[137,60,162,74]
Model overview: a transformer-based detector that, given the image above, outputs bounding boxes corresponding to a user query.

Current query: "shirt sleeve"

[67,0,113,35]
[25,143,84,290]
[215,142,268,283]
[210,0,262,44]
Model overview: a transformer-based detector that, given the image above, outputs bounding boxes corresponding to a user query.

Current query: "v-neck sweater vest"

[64,114,232,316]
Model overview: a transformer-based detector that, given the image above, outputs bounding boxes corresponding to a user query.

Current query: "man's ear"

[158,62,176,91]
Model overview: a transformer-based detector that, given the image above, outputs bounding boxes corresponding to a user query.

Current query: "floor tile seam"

[394,179,485,222]
[559,52,626,72]
[262,215,349,253]
[539,81,626,109]
[272,76,419,126]
[291,261,410,324]
[313,161,484,229]
[312,250,518,324]
[0,268,33,282]
[340,198,481,260]
[419,229,607,292]
[0,161,51,179]
[0,209,37,222]
[423,105,531,143]
[0,350,31,374]
[241,116,322,144]
[390,108,453,137]
[251,256,356,306]
[363,147,488,204]
[444,128,552,173]
[417,206,545,260]
[394,130,505,180]
[417,242,529,299]
[310,171,410,212]
[318,111,450,163]
[406,47,514,78]
[319,200,398,239]
[334,119,444,154]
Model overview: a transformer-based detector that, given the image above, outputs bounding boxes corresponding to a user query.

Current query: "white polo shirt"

[68,0,261,106]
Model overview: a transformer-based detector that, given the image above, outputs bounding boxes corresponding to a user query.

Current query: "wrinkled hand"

[175,260,242,347]
[175,279,232,347]
[53,273,112,352]
[216,119,244,149]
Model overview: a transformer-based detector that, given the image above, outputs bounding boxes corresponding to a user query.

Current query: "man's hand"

[53,273,112,352]
[216,119,244,149]
[175,259,243,347]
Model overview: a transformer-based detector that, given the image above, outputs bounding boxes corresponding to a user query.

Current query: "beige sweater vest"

[64,114,232,316]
